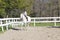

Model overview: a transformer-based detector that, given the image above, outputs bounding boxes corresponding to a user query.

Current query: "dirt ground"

[0,27,60,40]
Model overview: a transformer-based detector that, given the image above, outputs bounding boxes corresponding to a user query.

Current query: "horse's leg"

[27,23,29,27]
[21,22,24,26]
[25,23,27,27]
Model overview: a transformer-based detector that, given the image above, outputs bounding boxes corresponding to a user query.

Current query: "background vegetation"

[0,0,60,18]
[0,0,33,18]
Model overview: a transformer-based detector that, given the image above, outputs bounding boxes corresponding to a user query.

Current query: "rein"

[24,14,28,21]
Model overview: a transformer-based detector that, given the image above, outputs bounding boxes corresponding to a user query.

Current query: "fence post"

[2,26,4,32]
[6,19,8,30]
[9,19,10,23]
[34,18,35,27]
[54,18,56,26]
[1,20,4,32]
[12,19,14,27]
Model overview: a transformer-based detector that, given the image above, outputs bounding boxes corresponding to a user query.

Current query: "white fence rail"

[31,17,60,26]
[0,17,60,32]
[0,18,22,32]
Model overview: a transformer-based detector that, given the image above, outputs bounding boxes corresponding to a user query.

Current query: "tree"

[4,0,34,17]
[32,0,60,17]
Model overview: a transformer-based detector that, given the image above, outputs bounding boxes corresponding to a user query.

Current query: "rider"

[20,10,31,26]
[23,11,28,21]
[24,11,27,16]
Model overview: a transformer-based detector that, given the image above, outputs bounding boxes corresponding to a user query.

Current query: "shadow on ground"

[11,27,27,31]
[48,26,60,28]
[11,28,20,30]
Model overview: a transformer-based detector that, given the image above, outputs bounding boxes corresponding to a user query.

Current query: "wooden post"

[1,20,4,32]
[54,18,56,26]
[34,18,35,27]
[2,26,4,32]
[12,19,14,27]
[6,20,8,30]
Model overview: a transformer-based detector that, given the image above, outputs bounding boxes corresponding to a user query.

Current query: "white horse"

[20,11,31,27]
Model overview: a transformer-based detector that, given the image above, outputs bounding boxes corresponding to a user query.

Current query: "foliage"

[0,0,34,18]
[0,0,6,18]
[0,0,60,17]
[32,0,60,17]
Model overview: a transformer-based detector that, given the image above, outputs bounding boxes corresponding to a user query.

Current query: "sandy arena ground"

[0,27,60,40]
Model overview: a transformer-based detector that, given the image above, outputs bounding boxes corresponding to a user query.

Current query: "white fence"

[0,18,22,32]
[0,17,60,32]
[31,17,60,26]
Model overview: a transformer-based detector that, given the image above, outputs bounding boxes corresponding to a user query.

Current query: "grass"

[0,22,60,32]
[56,22,60,26]
[0,25,12,33]
[30,22,60,27]
[0,26,6,34]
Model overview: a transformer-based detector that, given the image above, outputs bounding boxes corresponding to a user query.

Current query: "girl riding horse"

[20,11,31,27]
